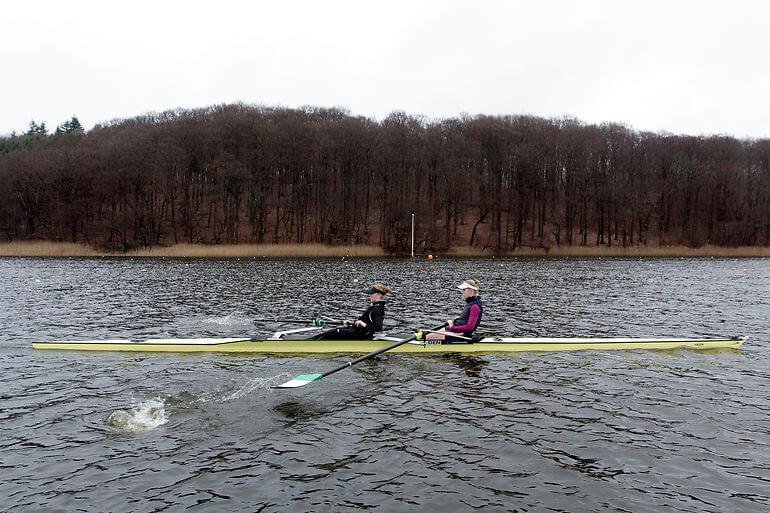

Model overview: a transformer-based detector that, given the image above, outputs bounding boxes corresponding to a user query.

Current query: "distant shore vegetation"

[0,104,768,255]
[1,241,768,259]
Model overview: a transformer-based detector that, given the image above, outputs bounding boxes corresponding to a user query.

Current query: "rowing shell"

[31,336,746,353]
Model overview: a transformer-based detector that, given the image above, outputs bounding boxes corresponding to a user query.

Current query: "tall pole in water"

[411,212,415,257]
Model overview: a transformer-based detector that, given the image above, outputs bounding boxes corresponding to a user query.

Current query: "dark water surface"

[1,257,768,512]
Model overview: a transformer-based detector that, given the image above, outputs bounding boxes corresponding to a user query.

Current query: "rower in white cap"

[426,279,483,342]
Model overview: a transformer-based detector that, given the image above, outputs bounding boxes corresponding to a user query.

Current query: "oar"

[254,316,341,327]
[274,322,449,388]
[420,329,473,341]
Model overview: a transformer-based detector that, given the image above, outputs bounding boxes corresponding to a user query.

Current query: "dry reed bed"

[1,241,768,258]
[0,241,102,257]
[127,243,385,257]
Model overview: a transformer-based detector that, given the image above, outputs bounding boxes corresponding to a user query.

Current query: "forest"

[0,104,768,253]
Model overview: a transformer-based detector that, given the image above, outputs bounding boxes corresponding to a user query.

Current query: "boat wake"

[106,397,168,433]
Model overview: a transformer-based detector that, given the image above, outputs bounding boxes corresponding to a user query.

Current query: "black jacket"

[357,301,385,336]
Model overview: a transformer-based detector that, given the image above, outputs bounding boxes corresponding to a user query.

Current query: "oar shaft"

[274,322,450,388]
[421,329,472,340]
[254,316,344,327]
[254,317,318,324]
[319,322,449,380]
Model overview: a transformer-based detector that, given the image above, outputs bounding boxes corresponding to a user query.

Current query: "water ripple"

[0,257,769,512]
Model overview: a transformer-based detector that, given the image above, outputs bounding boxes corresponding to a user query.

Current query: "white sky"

[2,0,769,138]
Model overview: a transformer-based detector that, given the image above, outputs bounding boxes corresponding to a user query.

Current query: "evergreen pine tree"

[68,116,83,133]
[26,120,40,135]
[55,116,84,135]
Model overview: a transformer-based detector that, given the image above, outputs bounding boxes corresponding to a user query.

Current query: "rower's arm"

[447,304,481,334]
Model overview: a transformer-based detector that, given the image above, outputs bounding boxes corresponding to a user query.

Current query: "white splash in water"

[200,311,253,329]
[214,373,291,402]
[107,397,168,432]
[201,312,236,325]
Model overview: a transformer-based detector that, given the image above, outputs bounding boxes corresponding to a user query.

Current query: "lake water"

[1,257,769,512]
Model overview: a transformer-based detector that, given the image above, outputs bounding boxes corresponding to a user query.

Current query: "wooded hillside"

[1,104,768,253]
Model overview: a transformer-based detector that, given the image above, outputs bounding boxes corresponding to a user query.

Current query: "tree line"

[0,104,768,253]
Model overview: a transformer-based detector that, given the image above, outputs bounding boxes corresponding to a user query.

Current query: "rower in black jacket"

[313,283,392,340]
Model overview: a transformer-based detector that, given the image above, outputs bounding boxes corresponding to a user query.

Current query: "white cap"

[457,281,479,291]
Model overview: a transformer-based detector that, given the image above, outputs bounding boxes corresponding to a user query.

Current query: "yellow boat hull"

[32,336,746,353]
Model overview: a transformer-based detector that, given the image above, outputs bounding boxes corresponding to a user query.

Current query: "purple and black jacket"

[447,296,483,335]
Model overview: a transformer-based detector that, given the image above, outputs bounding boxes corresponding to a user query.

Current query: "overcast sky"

[2,0,769,138]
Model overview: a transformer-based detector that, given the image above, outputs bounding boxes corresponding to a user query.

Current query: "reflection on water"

[0,257,769,512]
[442,354,489,378]
[273,400,329,422]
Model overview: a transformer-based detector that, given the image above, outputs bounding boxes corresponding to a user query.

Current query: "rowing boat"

[31,335,745,353]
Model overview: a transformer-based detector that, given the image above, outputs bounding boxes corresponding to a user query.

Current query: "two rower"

[314,279,483,342]
[313,283,392,340]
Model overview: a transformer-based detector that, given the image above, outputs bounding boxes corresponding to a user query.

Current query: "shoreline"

[447,245,770,258]
[1,241,769,258]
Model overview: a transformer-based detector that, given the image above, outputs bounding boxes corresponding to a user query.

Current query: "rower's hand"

[447,320,454,328]
[343,320,352,327]
[354,320,366,328]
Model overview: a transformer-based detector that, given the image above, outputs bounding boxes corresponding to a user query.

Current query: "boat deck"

[31,336,746,353]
